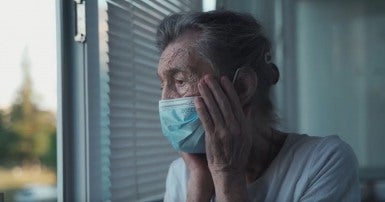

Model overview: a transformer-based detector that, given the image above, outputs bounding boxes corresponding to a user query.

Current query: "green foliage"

[40,131,57,169]
[0,111,22,167]
[0,49,56,168]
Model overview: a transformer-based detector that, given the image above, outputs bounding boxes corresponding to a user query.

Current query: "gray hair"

[156,10,279,127]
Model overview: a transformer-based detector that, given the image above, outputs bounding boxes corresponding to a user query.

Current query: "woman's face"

[157,34,214,100]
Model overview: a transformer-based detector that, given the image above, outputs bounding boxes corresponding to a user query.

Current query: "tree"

[0,110,22,166]
[1,47,56,167]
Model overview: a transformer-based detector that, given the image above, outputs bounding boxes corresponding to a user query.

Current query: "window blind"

[106,0,202,201]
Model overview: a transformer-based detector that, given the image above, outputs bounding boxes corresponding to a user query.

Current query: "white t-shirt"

[164,134,360,201]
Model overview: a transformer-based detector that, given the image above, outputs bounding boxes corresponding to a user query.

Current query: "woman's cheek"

[178,82,199,97]
[190,82,199,96]
[187,76,200,96]
[176,84,189,96]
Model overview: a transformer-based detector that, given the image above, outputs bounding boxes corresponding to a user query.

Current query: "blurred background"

[0,0,384,201]
[0,0,57,201]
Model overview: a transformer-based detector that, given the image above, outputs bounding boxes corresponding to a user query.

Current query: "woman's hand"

[181,152,208,173]
[181,153,214,201]
[194,74,253,201]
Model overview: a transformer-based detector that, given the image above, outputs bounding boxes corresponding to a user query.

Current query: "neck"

[245,128,288,184]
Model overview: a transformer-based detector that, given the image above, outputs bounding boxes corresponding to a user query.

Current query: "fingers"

[197,77,225,126]
[193,75,251,178]
[198,75,244,122]
[195,74,245,137]
[195,96,214,133]
[220,76,245,120]
[203,75,238,126]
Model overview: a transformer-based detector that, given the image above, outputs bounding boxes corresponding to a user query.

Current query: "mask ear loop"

[232,68,242,84]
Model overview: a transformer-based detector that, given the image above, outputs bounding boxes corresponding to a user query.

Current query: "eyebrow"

[157,65,190,80]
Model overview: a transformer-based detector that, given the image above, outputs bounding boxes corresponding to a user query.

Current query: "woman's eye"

[175,80,185,85]
[174,78,187,87]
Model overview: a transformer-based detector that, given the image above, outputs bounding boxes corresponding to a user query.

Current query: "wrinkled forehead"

[158,38,208,74]
[157,30,217,79]
[159,43,195,68]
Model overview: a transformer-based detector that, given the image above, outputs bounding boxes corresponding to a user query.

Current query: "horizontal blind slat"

[132,1,169,18]
[138,0,178,15]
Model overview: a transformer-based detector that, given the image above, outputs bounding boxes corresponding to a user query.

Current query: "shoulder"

[285,134,357,165]
[294,135,360,200]
[168,157,187,179]
[170,157,185,169]
[167,157,187,183]
[164,158,188,202]
[309,135,358,169]
[287,134,358,175]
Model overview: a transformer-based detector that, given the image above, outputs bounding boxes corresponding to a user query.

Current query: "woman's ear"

[233,67,257,106]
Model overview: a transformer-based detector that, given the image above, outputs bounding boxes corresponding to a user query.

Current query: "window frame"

[57,0,103,201]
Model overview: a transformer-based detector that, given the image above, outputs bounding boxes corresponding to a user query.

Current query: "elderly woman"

[156,10,360,201]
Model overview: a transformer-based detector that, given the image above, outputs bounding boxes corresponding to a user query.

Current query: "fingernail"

[205,74,214,82]
[207,74,215,78]
[198,76,205,84]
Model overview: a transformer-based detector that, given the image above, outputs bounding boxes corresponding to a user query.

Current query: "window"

[58,0,202,201]
[104,1,201,200]
[0,1,57,201]
[58,0,384,200]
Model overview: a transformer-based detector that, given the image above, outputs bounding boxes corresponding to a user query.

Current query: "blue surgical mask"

[158,68,242,153]
[159,97,205,153]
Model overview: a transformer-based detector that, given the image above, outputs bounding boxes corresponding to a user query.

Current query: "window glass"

[296,0,385,199]
[0,1,57,201]
[296,0,385,169]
